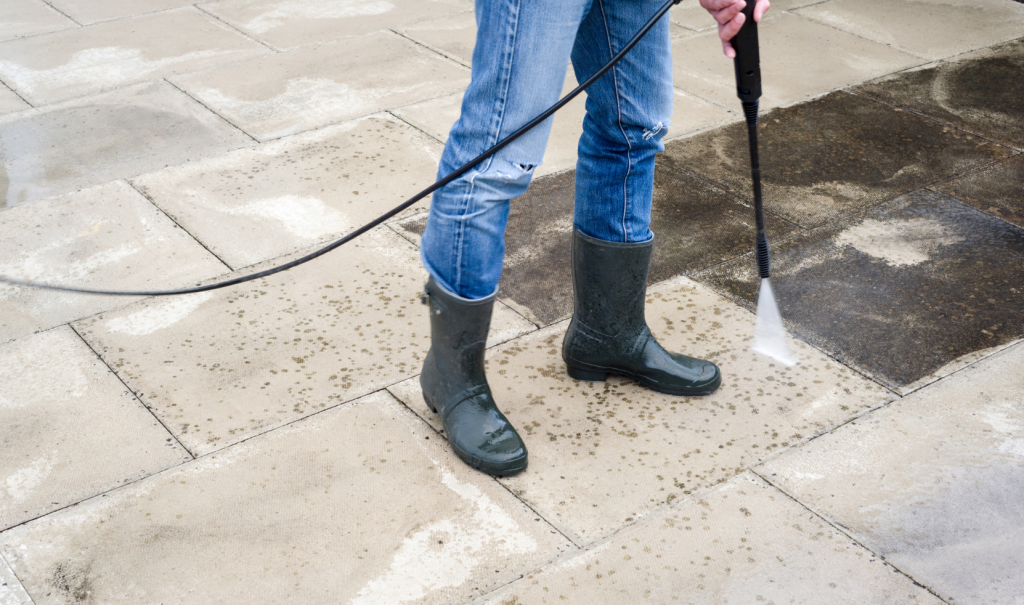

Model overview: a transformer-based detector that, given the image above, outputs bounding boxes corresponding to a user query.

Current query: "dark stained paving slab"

[696,190,1024,391]
[661,91,1012,228]
[932,153,1024,229]
[852,38,1024,149]
[398,161,797,326]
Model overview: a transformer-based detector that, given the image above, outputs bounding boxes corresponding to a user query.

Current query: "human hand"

[699,0,770,58]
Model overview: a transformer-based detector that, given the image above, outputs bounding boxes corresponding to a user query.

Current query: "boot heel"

[423,394,438,414]
[566,365,607,382]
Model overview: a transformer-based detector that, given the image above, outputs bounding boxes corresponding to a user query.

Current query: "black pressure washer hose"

[0,0,683,298]
[731,0,771,279]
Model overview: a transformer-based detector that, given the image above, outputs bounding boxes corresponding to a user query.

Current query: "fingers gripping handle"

[732,0,761,102]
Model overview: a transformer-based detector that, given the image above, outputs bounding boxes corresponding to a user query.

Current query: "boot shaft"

[570,228,654,338]
[421,277,496,413]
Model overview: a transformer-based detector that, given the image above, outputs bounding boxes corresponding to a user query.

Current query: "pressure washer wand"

[732,0,770,279]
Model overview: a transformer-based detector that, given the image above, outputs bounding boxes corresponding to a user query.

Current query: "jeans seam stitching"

[597,0,634,243]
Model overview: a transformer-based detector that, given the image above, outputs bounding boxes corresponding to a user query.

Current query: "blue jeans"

[420,0,674,299]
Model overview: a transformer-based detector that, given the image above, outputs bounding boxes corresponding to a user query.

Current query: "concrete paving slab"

[202,0,471,50]
[133,114,443,269]
[758,342,1024,604]
[74,227,535,456]
[0,326,190,531]
[853,38,1024,150]
[398,10,475,66]
[171,31,470,141]
[0,556,31,605]
[44,0,199,25]
[0,391,574,604]
[0,181,228,345]
[934,153,1024,229]
[698,190,1024,393]
[670,0,827,31]
[388,276,892,543]
[796,0,1024,61]
[476,473,942,604]
[0,0,76,44]
[671,12,921,110]
[663,91,1012,228]
[0,80,253,209]
[0,87,27,116]
[0,8,270,105]
[398,160,795,326]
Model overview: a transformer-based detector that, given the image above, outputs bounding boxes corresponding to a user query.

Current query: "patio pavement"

[1,0,1023,603]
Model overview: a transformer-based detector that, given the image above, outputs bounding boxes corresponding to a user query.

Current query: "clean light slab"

[0,326,190,531]
[759,342,1024,604]
[172,31,470,141]
[43,0,201,25]
[796,0,1024,60]
[201,0,471,49]
[388,275,892,542]
[0,7,270,105]
[0,391,573,604]
[0,553,31,605]
[0,80,253,209]
[671,12,921,110]
[0,181,228,344]
[670,0,827,31]
[0,0,75,44]
[74,227,535,455]
[133,114,443,269]
[479,473,942,604]
[0,86,27,116]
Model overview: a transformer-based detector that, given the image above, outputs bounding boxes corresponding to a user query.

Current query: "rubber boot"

[420,277,528,476]
[562,229,722,396]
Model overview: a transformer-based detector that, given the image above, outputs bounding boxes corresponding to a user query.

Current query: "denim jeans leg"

[570,0,674,243]
[420,0,594,300]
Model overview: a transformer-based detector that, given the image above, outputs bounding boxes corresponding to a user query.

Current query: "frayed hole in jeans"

[642,122,665,141]
[516,163,535,172]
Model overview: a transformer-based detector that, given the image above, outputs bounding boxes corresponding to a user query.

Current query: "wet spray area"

[2,1,1024,603]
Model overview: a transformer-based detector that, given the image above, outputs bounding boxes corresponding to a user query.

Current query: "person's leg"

[561,0,723,395]
[420,0,593,476]
[570,0,673,242]
[420,0,593,300]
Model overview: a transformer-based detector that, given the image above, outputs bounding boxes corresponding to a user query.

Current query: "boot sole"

[566,361,722,397]
[423,394,529,477]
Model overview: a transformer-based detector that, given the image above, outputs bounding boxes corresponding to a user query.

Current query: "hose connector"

[755,229,771,279]
[742,100,759,128]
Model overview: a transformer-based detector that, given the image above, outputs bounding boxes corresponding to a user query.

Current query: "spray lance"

[731,2,795,365]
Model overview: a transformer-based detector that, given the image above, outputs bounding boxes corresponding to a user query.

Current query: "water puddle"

[752,278,795,366]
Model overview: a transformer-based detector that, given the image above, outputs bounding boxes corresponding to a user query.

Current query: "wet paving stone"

[0,80,253,209]
[0,391,573,604]
[479,473,942,604]
[389,276,891,543]
[758,342,1024,604]
[73,227,534,456]
[0,0,76,44]
[398,162,793,326]
[0,181,227,344]
[133,114,443,270]
[933,153,1024,229]
[1,326,189,531]
[852,38,1024,150]
[662,91,1012,228]
[0,8,270,105]
[201,0,471,50]
[0,85,27,116]
[697,189,1024,392]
